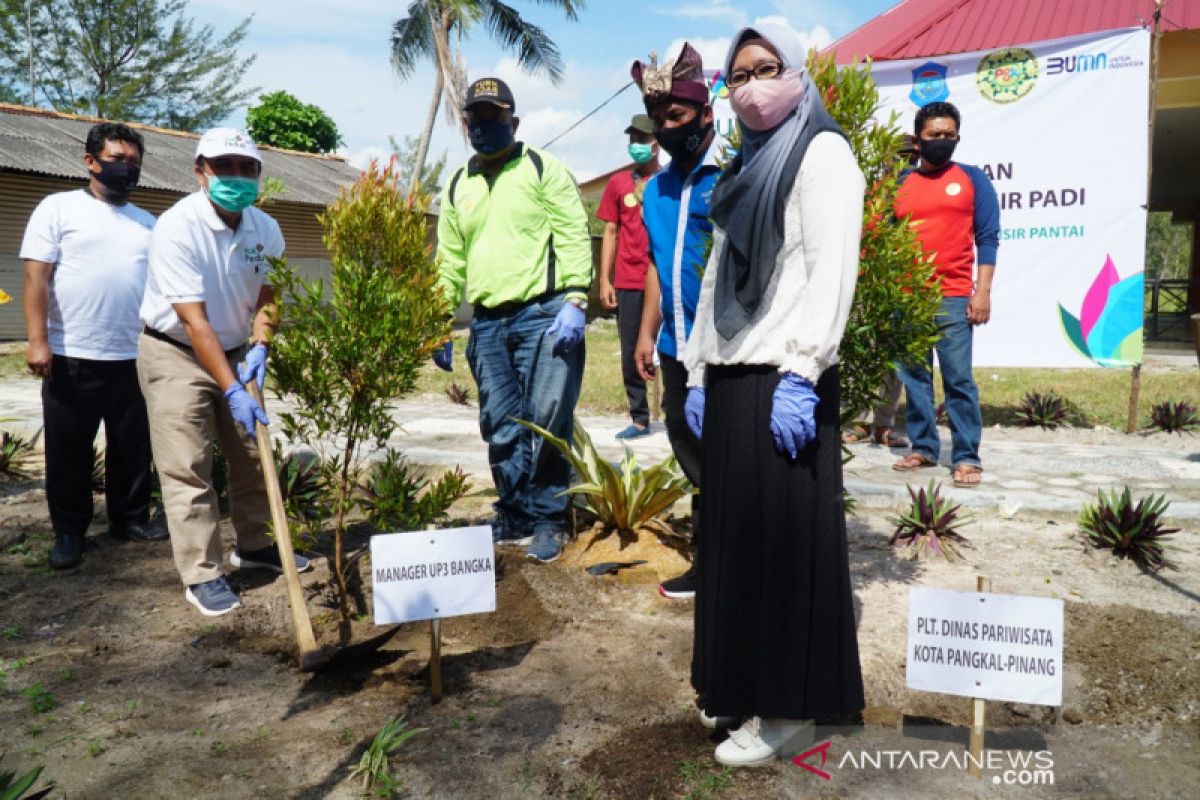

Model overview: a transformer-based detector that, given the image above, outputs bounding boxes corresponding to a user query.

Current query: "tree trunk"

[410,68,443,194]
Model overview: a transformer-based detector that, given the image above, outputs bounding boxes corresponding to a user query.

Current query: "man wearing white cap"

[138,127,310,617]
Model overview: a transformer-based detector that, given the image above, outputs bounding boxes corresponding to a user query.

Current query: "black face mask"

[918,138,957,168]
[93,159,141,196]
[655,115,713,162]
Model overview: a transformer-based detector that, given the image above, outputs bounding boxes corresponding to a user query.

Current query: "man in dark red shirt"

[597,114,660,438]
[892,101,999,488]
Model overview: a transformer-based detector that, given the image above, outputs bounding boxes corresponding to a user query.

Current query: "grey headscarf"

[709,23,842,340]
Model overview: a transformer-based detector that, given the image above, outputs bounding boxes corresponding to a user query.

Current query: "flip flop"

[841,425,871,444]
[892,453,938,471]
[952,464,983,488]
[874,429,910,448]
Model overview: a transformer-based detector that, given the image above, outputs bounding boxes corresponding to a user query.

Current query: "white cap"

[195,127,262,162]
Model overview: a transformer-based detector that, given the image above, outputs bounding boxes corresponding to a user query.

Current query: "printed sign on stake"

[907,586,1064,706]
[371,526,496,624]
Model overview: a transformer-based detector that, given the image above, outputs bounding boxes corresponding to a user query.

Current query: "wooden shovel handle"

[247,382,323,668]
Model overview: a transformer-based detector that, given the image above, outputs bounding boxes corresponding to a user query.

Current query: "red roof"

[826,0,1200,62]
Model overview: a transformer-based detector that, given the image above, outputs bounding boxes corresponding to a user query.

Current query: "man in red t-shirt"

[597,113,660,438]
[892,101,999,488]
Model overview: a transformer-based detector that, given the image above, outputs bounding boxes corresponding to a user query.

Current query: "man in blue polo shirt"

[631,42,721,601]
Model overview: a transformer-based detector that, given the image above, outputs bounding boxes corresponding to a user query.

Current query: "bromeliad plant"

[1079,487,1179,571]
[888,480,972,561]
[357,449,470,533]
[518,418,693,543]
[1148,400,1198,434]
[1017,390,1071,429]
[0,430,39,480]
[269,158,450,630]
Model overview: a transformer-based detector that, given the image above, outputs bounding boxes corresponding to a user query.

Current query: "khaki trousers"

[137,332,273,585]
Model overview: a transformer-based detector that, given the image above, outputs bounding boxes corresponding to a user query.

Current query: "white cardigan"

[682,131,865,387]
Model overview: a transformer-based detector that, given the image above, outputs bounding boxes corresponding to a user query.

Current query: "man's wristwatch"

[566,295,587,311]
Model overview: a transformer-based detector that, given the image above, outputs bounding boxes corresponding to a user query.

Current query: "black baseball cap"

[464,77,515,111]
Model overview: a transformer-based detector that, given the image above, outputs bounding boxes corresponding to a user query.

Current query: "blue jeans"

[898,296,982,468]
[466,293,585,535]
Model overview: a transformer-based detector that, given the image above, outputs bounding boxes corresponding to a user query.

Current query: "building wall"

[0,170,334,340]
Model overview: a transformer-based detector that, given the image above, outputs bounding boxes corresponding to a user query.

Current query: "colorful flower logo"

[707,71,729,101]
[1058,255,1143,367]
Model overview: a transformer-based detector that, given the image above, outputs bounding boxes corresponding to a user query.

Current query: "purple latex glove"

[224,383,270,438]
[546,302,586,356]
[433,341,453,371]
[770,372,819,460]
[237,342,269,393]
[685,386,705,440]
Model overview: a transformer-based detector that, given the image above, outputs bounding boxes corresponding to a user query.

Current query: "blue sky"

[189,0,897,180]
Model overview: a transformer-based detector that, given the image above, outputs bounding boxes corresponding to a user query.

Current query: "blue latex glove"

[545,302,586,356]
[433,341,453,372]
[224,383,270,438]
[237,342,269,393]
[685,386,705,440]
[770,372,819,460]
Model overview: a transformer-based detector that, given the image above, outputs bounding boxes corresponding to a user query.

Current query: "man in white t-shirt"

[21,122,166,570]
[138,127,310,617]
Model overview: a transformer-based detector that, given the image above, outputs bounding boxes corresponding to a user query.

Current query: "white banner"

[370,526,496,624]
[907,587,1064,706]
[869,29,1151,367]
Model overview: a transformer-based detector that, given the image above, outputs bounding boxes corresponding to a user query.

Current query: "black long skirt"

[692,364,865,720]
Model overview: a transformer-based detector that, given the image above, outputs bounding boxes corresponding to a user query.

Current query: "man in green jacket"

[435,77,593,563]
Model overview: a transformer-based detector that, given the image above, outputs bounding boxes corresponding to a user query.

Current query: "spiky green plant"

[357,450,470,533]
[1079,487,1179,571]
[518,418,693,542]
[888,480,971,561]
[271,443,332,548]
[0,752,53,800]
[349,715,426,793]
[1017,390,1070,429]
[444,381,472,406]
[0,431,38,480]
[1148,400,1198,434]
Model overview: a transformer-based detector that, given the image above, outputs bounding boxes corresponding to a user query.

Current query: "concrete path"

[3,377,1199,522]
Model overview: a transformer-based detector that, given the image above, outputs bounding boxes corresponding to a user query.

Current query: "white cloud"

[664,36,733,73]
[650,1,749,28]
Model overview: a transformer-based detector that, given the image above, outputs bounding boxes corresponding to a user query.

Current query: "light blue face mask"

[207,175,259,212]
[628,143,655,164]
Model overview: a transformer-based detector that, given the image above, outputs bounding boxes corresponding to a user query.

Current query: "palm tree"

[390,0,585,193]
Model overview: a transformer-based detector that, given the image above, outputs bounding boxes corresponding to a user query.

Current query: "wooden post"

[968,575,992,778]
[1126,364,1142,434]
[426,524,443,704]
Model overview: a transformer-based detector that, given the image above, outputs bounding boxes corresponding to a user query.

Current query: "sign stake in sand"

[371,524,496,703]
[968,576,991,779]
[906,578,1064,779]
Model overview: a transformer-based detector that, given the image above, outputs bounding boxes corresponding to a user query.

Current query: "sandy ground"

[1,392,1198,798]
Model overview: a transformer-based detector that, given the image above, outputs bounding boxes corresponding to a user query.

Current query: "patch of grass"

[21,682,57,714]
[209,740,230,756]
[86,738,105,758]
[678,758,733,800]
[0,352,31,379]
[415,326,1199,428]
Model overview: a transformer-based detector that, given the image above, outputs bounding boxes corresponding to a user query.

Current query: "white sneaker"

[714,717,815,767]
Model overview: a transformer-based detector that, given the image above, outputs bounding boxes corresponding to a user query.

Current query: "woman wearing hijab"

[681,23,866,767]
